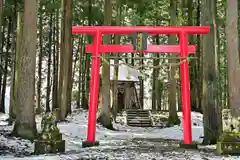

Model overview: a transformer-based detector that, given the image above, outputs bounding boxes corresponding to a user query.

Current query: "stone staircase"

[126,110,152,127]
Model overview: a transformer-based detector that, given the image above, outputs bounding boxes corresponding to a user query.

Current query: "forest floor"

[0,109,239,160]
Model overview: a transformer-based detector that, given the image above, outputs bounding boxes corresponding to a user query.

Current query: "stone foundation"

[34,139,65,154]
[34,109,65,154]
[217,109,240,155]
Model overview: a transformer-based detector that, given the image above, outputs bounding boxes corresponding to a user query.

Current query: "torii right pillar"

[178,31,198,149]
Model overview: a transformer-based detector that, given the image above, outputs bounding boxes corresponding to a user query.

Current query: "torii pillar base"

[179,143,198,149]
[82,141,100,148]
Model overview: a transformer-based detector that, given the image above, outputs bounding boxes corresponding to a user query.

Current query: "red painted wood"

[85,44,196,54]
[72,25,210,146]
[72,26,210,34]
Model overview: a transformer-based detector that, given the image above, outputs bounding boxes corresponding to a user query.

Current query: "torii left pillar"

[82,31,102,147]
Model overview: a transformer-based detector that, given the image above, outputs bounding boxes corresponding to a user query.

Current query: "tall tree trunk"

[0,0,3,48]
[46,13,53,113]
[72,37,81,90]
[52,7,59,110]
[196,0,202,112]
[71,38,81,109]
[0,17,11,113]
[0,0,4,103]
[202,0,220,145]
[12,0,37,140]
[52,9,56,110]
[0,17,6,111]
[82,0,93,109]
[81,48,87,109]
[152,24,160,111]
[155,34,163,111]
[9,0,17,121]
[222,15,227,109]
[226,0,240,116]
[188,0,199,112]
[10,12,23,120]
[98,0,114,130]
[76,36,84,109]
[112,1,121,120]
[136,3,145,109]
[36,2,43,114]
[168,0,180,126]
[58,0,65,113]
[58,0,73,120]
[216,14,222,109]
[66,1,73,115]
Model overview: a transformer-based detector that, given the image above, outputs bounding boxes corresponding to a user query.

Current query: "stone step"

[127,115,149,117]
[127,111,149,114]
[127,111,149,116]
[127,119,152,124]
[127,114,149,118]
[127,121,152,124]
[127,123,152,127]
[126,109,152,127]
[127,117,151,121]
[127,110,150,114]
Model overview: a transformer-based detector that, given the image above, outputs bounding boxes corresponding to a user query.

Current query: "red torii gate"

[72,26,210,148]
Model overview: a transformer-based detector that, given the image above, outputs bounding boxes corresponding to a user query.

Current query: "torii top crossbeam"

[72,26,210,34]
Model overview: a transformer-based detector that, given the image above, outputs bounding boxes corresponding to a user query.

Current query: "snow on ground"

[0,110,239,159]
[149,111,204,142]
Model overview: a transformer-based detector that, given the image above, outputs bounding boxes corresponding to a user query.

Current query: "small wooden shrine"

[100,60,142,112]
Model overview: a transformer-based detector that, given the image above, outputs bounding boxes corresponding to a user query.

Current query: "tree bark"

[201,0,221,145]
[10,12,23,120]
[36,2,43,114]
[168,0,180,126]
[46,13,53,113]
[112,0,121,120]
[12,0,37,140]
[152,27,160,111]
[226,0,240,117]
[76,36,84,109]
[98,0,114,130]
[58,0,73,120]
[0,17,11,113]
[52,7,59,110]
